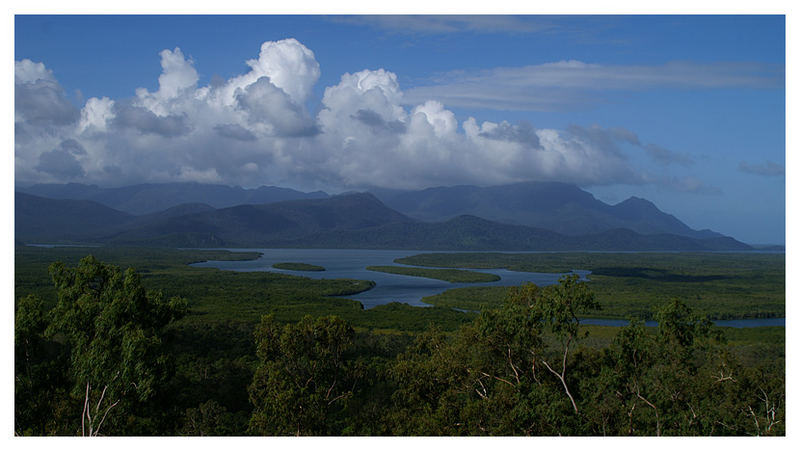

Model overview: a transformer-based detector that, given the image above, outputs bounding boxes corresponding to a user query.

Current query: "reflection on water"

[191,248,582,308]
[192,248,783,328]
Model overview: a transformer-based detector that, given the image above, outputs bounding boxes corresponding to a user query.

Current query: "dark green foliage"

[162,322,257,435]
[45,256,188,435]
[248,315,356,435]
[386,281,783,436]
[272,262,325,271]
[388,276,602,435]
[14,295,70,435]
[180,400,243,436]
[421,286,510,311]
[366,265,500,283]
[15,246,784,436]
[359,302,475,332]
[594,300,784,435]
[15,245,473,332]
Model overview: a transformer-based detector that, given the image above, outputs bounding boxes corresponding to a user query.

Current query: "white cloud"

[133,47,199,117]
[412,101,458,138]
[15,59,79,126]
[15,39,715,194]
[78,97,115,134]
[15,59,55,84]
[236,77,317,137]
[216,38,320,108]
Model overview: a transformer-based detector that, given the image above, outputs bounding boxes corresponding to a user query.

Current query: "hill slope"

[15,192,135,242]
[375,181,723,239]
[104,193,416,247]
[17,182,329,215]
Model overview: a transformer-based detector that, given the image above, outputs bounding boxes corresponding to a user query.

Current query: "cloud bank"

[404,61,784,111]
[15,38,717,193]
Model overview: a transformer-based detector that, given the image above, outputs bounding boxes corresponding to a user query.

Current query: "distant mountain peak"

[613,196,662,214]
[617,196,656,206]
[373,181,730,241]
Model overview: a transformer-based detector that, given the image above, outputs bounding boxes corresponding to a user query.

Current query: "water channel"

[191,248,784,328]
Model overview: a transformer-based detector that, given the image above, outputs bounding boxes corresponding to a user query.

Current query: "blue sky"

[14,14,785,244]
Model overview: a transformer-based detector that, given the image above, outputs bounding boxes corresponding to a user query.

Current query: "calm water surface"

[191,248,585,308]
[192,248,783,328]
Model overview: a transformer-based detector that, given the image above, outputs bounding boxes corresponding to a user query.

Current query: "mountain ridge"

[18,180,728,241]
[15,190,752,251]
[16,182,329,215]
[373,181,724,240]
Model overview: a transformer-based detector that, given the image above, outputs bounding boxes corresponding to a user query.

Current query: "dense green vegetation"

[15,246,471,332]
[367,265,500,283]
[422,286,510,311]
[400,252,785,320]
[14,246,784,436]
[272,262,325,271]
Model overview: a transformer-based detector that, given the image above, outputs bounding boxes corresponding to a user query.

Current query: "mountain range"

[17,182,328,215]
[373,182,723,239]
[15,181,754,251]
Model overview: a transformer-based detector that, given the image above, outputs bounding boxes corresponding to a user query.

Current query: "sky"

[13,14,786,244]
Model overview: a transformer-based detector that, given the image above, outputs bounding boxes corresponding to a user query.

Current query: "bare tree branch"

[635,386,660,436]
[93,399,120,437]
[82,381,90,437]
[542,359,578,414]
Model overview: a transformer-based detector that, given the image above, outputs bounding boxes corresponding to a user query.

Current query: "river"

[191,248,784,328]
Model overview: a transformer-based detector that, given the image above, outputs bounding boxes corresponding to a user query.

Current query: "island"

[272,262,326,272]
[366,265,500,283]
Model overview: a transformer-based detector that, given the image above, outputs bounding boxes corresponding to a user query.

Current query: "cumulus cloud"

[15,59,80,126]
[15,59,55,84]
[214,123,257,142]
[35,139,87,179]
[352,109,406,134]
[217,38,320,107]
[15,38,714,194]
[559,125,692,168]
[78,97,115,134]
[114,105,192,137]
[739,161,785,177]
[479,121,541,148]
[312,69,647,189]
[235,77,317,137]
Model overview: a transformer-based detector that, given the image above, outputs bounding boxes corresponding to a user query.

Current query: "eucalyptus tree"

[248,314,356,435]
[46,255,187,436]
[389,274,600,435]
[15,294,70,435]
